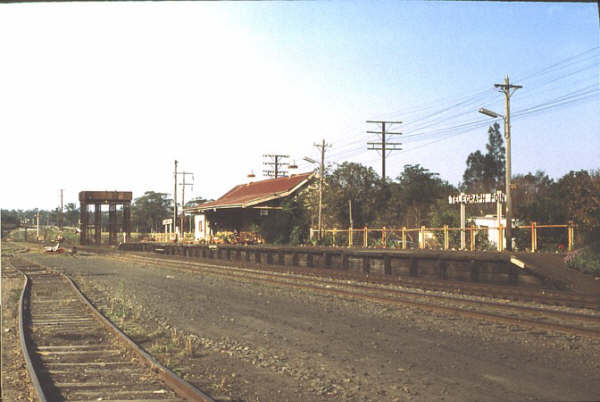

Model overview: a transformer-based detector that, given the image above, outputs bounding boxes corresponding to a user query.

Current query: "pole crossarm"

[366,120,402,124]
[368,142,402,149]
[366,131,403,135]
[366,120,403,183]
[262,154,290,178]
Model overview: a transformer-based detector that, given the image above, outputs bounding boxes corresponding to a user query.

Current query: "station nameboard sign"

[448,192,506,205]
[162,218,173,225]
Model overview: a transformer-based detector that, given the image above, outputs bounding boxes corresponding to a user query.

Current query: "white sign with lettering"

[448,192,505,205]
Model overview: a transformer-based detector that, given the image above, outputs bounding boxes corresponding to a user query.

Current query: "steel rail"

[60,272,214,402]
[13,257,214,402]
[122,249,599,309]
[119,254,600,322]
[15,265,48,402]
[116,254,600,339]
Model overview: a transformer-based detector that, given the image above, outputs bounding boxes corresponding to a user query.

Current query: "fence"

[140,232,194,243]
[310,222,575,252]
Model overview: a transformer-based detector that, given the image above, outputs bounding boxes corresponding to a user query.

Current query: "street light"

[478,106,511,251]
[478,108,503,119]
[481,76,521,251]
[303,155,323,240]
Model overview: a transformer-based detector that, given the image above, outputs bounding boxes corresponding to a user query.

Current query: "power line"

[263,154,290,178]
[300,47,598,174]
[366,120,402,183]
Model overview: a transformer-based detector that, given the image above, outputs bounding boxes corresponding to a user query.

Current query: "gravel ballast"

[25,251,600,401]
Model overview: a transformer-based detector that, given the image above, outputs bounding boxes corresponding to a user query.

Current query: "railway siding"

[12,258,213,402]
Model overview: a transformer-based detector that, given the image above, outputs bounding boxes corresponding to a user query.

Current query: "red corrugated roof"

[190,172,314,211]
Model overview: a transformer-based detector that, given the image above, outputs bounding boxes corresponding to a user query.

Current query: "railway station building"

[186,172,315,242]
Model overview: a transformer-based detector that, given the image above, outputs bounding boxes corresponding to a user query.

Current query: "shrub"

[564,242,600,276]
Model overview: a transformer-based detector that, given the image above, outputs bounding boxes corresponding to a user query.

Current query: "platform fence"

[310,222,574,253]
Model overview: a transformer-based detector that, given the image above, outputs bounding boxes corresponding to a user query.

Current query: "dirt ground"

[21,250,600,401]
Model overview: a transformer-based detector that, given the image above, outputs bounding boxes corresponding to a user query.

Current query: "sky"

[1,1,598,211]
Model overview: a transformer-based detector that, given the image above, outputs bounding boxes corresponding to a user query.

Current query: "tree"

[462,122,505,192]
[64,203,79,227]
[324,162,381,228]
[185,196,208,208]
[259,196,309,245]
[131,191,173,233]
[395,164,455,227]
[512,171,563,224]
[557,170,600,244]
[509,171,565,249]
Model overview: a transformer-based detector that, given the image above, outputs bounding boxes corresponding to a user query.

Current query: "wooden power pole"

[173,160,178,239]
[314,139,331,239]
[178,170,194,239]
[262,154,290,178]
[366,120,402,183]
[494,76,521,251]
[59,189,64,229]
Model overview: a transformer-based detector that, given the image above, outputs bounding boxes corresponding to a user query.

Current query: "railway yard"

[2,241,600,401]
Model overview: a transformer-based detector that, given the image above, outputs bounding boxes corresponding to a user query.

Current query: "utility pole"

[178,170,194,239]
[494,76,522,251]
[348,199,353,229]
[314,139,331,239]
[366,120,402,183]
[173,160,178,240]
[59,189,64,229]
[263,154,290,178]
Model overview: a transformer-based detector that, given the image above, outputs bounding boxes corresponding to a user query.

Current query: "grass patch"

[565,243,600,276]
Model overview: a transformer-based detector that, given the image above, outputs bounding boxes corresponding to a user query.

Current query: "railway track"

[126,250,600,309]
[11,258,213,402]
[116,253,600,340]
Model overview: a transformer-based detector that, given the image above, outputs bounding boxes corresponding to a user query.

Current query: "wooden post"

[363,226,368,248]
[531,222,537,253]
[568,221,574,251]
[310,228,315,242]
[470,225,475,251]
[382,226,386,248]
[460,203,466,250]
[333,228,337,246]
[419,226,425,249]
[443,225,449,250]
[402,227,407,250]
[498,224,503,252]
[348,227,352,248]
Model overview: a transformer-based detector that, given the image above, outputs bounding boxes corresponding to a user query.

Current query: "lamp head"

[478,108,503,119]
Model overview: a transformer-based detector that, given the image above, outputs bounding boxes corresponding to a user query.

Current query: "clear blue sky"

[0,1,598,210]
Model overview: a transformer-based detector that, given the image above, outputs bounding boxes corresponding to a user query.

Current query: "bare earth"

[23,251,600,402]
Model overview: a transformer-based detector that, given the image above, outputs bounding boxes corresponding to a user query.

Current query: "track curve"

[12,257,213,402]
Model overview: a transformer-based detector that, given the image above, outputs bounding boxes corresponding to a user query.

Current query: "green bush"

[565,243,600,276]
[475,230,495,251]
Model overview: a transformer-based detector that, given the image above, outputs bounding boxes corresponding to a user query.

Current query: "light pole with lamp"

[303,156,323,240]
[479,76,522,251]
